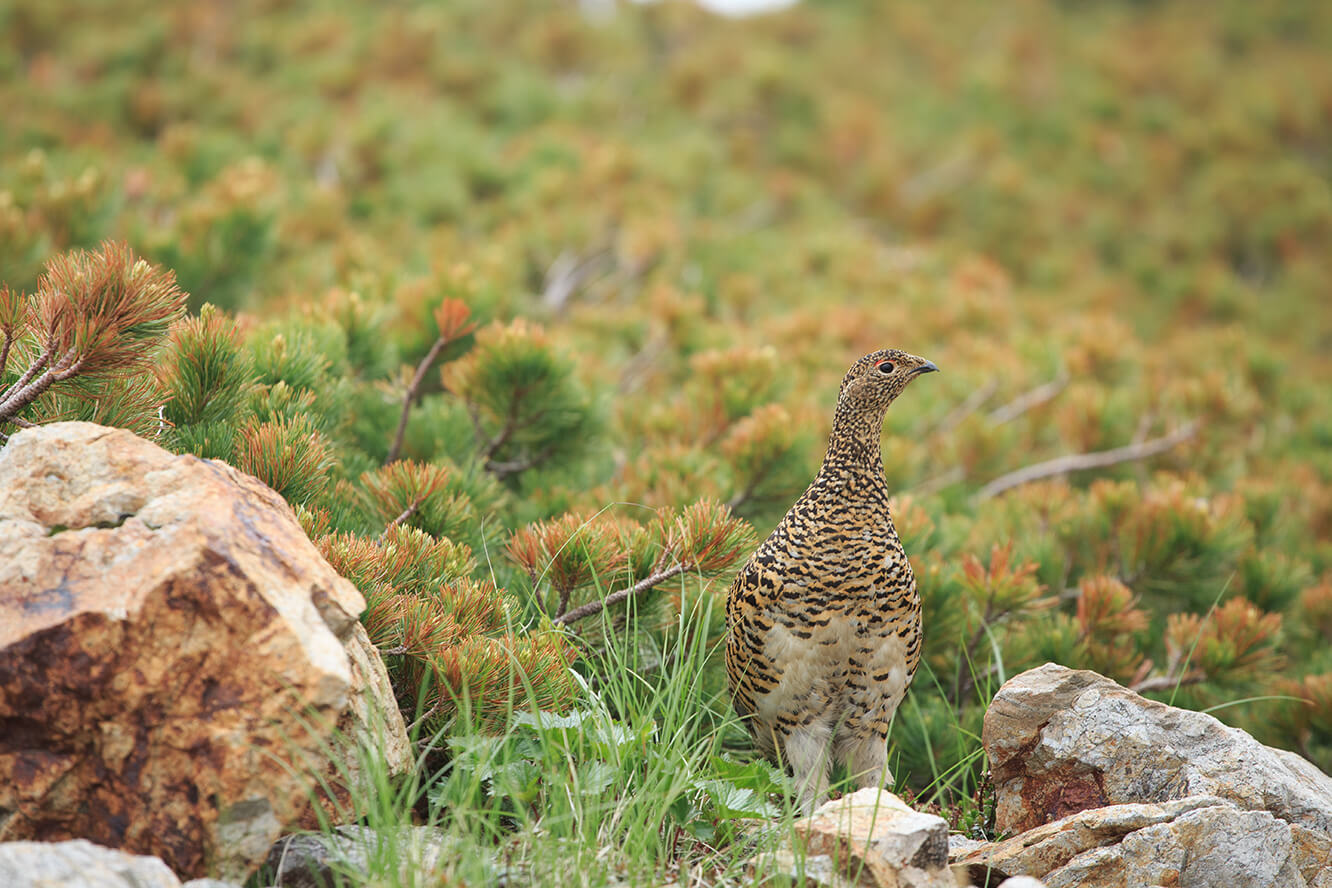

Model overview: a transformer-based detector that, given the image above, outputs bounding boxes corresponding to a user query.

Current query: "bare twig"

[408,697,447,732]
[542,247,611,314]
[1129,642,1208,695]
[1131,671,1206,695]
[617,336,665,395]
[385,337,451,465]
[950,594,1001,705]
[985,368,1069,425]
[380,496,425,538]
[486,441,557,481]
[904,466,965,498]
[726,481,759,513]
[475,382,563,480]
[476,379,534,465]
[726,448,789,512]
[0,332,13,380]
[480,414,518,463]
[897,147,975,208]
[976,422,1198,501]
[0,347,83,424]
[386,299,474,465]
[553,561,691,625]
[1129,412,1154,486]
[1,342,54,400]
[952,661,1001,707]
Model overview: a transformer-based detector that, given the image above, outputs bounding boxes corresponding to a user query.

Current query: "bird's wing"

[725,557,785,719]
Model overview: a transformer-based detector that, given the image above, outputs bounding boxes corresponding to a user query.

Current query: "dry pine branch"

[553,561,690,626]
[976,422,1199,500]
[385,298,475,464]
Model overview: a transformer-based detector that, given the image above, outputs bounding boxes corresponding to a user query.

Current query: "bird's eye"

[876,361,894,374]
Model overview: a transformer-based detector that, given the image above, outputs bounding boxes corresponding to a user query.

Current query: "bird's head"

[838,348,939,413]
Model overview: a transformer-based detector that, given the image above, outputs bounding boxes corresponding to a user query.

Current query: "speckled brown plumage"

[725,348,938,810]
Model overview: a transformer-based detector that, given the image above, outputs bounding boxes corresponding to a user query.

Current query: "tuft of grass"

[273,576,818,887]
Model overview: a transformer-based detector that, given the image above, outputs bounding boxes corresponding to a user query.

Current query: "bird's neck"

[822,404,887,473]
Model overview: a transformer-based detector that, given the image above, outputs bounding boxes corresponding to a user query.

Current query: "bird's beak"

[915,360,939,375]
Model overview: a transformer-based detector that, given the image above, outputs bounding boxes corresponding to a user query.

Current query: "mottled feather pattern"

[725,348,937,810]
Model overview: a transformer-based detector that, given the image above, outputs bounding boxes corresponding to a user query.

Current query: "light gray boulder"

[960,664,1332,887]
[984,664,1332,837]
[755,789,954,888]
[0,839,244,888]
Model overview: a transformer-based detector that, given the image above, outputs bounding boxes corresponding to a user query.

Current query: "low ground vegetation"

[3,1,1331,884]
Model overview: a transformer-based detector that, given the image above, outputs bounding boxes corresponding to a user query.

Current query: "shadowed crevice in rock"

[46,510,141,535]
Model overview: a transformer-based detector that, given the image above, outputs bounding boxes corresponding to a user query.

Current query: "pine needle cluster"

[1,241,185,438]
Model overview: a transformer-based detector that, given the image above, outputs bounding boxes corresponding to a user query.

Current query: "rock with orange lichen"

[0,422,399,881]
[984,664,1332,837]
[973,664,1332,888]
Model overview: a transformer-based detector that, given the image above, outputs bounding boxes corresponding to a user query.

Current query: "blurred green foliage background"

[4,0,1332,799]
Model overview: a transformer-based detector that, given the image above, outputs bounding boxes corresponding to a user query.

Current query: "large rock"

[296,621,413,831]
[0,422,401,880]
[756,789,954,888]
[984,664,1332,837]
[0,839,243,888]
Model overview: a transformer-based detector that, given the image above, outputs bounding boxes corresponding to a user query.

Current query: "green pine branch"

[0,241,185,435]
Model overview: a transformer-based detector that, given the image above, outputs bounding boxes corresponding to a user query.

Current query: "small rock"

[0,841,247,888]
[947,833,986,858]
[984,664,1332,837]
[0,422,401,881]
[0,839,184,888]
[757,789,955,888]
[995,878,1047,888]
[265,825,465,888]
[756,848,857,888]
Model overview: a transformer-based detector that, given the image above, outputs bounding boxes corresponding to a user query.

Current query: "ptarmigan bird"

[725,348,938,810]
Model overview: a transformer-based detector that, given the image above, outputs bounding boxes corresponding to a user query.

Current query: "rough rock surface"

[0,839,244,888]
[1292,824,1332,887]
[953,795,1325,886]
[265,826,462,888]
[952,795,1229,882]
[0,422,386,880]
[984,664,1332,836]
[297,621,412,831]
[1044,803,1304,888]
[758,789,954,887]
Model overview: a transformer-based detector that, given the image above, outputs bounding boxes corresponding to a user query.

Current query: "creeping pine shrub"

[2,247,760,760]
[6,8,1332,877]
